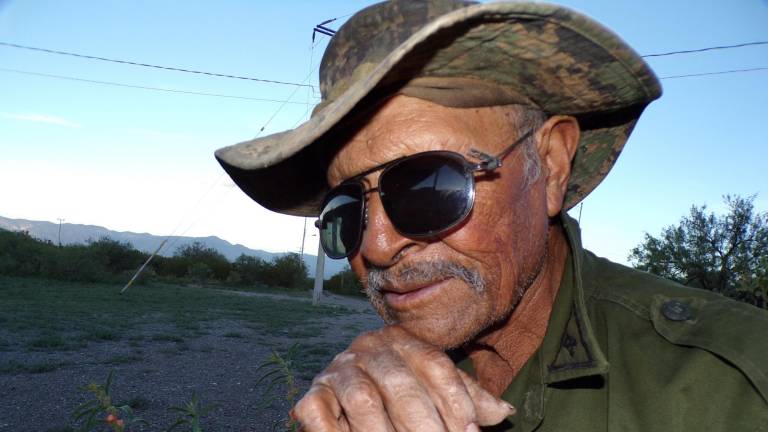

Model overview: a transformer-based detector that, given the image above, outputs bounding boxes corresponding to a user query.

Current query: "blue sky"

[0,0,766,265]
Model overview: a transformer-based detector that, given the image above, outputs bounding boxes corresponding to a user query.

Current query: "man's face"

[327,95,551,349]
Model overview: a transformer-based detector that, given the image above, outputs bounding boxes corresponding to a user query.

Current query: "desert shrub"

[187,262,213,283]
[226,270,242,285]
[41,244,110,283]
[324,267,365,298]
[0,229,325,291]
[174,242,231,281]
[0,230,48,276]
[0,231,146,283]
[261,253,309,290]
[152,255,188,279]
[86,237,146,274]
[232,254,270,287]
[150,255,188,279]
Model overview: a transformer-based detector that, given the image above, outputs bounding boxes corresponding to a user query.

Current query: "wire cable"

[293,39,319,128]
[659,66,768,80]
[0,41,313,88]
[4,39,767,75]
[0,67,318,104]
[642,41,768,58]
[248,55,321,138]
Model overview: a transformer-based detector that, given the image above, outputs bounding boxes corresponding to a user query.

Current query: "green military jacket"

[458,215,768,431]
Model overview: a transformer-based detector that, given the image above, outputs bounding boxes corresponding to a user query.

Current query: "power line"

[642,41,768,58]
[2,38,766,76]
[3,38,767,92]
[248,28,327,138]
[0,67,318,104]
[659,66,768,80]
[0,41,313,88]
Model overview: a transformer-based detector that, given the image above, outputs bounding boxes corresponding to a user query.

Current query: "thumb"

[457,369,516,426]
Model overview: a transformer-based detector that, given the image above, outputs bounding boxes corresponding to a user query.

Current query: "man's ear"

[535,115,580,217]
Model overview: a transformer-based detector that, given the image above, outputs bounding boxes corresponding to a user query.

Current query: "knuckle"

[442,389,475,419]
[292,394,317,419]
[338,381,380,411]
[380,368,420,395]
[331,350,356,365]
[311,370,340,387]
[423,349,453,368]
[350,330,383,349]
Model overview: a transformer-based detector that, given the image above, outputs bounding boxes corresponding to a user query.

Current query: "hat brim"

[215,1,661,217]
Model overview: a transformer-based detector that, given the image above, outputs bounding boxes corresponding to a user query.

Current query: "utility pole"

[300,217,307,259]
[56,218,65,246]
[313,241,325,306]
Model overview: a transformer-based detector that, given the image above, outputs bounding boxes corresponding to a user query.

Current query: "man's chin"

[393,314,484,350]
[366,287,489,349]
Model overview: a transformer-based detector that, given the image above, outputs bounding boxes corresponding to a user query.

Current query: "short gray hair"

[502,105,547,188]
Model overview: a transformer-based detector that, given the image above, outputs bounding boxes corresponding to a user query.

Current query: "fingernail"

[504,402,517,415]
[465,423,480,432]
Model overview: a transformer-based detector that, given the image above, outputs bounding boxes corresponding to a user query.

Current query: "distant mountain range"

[0,215,348,278]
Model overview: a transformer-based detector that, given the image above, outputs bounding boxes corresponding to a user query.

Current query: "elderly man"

[216,1,768,430]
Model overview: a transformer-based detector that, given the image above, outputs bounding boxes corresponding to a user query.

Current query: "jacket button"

[661,300,693,321]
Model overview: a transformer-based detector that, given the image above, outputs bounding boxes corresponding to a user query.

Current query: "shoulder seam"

[588,289,651,320]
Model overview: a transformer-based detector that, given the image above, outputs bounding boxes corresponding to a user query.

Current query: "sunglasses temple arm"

[469,129,534,171]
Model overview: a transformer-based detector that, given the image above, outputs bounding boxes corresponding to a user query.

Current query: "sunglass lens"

[318,183,364,259]
[380,153,472,236]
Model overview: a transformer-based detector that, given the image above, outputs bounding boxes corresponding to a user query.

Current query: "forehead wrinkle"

[326,126,401,187]
[327,111,441,185]
[326,96,518,186]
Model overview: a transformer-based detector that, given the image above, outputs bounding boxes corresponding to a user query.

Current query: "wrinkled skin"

[293,96,580,431]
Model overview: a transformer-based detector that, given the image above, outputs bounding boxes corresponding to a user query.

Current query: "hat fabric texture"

[215,0,662,217]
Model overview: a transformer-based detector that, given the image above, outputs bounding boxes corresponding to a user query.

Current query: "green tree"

[174,242,231,281]
[152,255,188,279]
[262,253,308,290]
[629,195,768,308]
[325,265,365,298]
[0,230,47,276]
[187,262,213,283]
[231,254,270,287]
[86,237,146,274]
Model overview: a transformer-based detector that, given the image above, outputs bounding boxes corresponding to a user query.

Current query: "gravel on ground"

[0,290,382,432]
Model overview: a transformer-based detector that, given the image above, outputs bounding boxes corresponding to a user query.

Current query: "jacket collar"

[542,213,609,383]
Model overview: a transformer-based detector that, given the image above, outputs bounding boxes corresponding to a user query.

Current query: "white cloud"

[1,112,81,128]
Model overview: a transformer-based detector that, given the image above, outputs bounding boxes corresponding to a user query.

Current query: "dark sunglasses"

[315,130,534,259]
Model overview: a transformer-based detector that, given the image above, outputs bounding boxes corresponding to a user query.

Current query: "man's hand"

[291,325,515,432]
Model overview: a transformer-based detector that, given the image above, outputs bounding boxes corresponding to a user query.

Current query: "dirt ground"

[0,291,383,432]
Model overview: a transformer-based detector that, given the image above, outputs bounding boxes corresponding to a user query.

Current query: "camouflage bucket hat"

[215,0,662,217]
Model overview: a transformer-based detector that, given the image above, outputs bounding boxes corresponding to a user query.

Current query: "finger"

[457,369,516,426]
[365,348,447,432]
[397,346,478,432]
[293,384,347,432]
[319,353,395,432]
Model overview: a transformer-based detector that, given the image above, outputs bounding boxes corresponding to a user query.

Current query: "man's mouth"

[382,279,449,309]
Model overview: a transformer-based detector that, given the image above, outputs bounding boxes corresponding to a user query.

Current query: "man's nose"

[357,193,417,267]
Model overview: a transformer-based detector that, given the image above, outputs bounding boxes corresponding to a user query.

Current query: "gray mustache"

[367,261,486,294]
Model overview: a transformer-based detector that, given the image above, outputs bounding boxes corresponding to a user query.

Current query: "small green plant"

[166,392,217,432]
[72,370,148,431]
[255,343,302,431]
